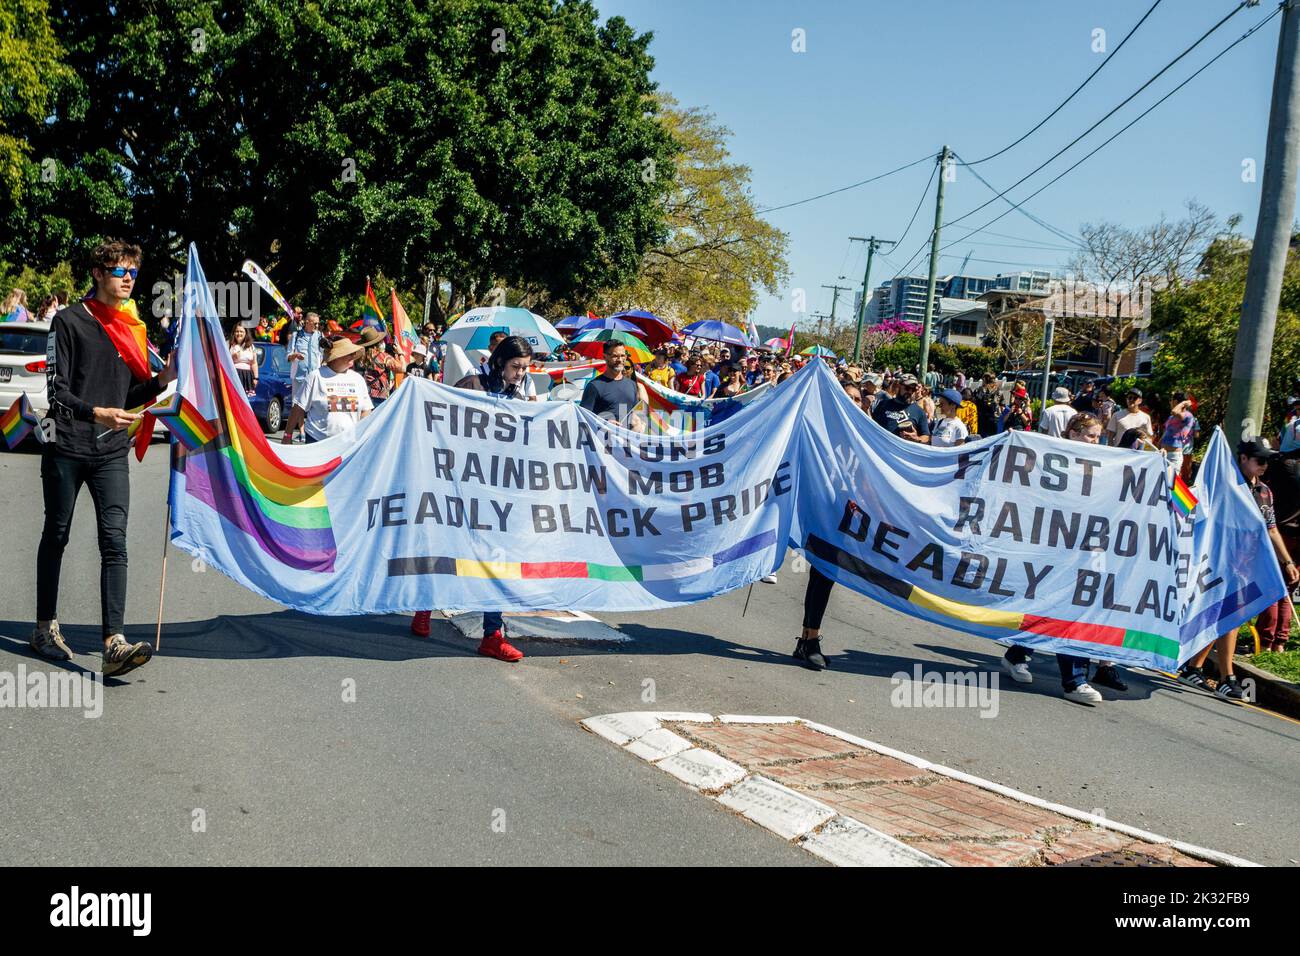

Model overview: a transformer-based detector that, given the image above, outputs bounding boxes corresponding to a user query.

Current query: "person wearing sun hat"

[281,337,372,444]
[930,388,968,447]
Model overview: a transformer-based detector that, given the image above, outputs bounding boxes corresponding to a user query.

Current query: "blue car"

[250,342,295,433]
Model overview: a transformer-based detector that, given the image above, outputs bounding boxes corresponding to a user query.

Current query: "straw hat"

[326,338,364,363]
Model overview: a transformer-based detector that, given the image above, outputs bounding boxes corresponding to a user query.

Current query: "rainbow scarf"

[83,298,151,382]
[0,394,43,448]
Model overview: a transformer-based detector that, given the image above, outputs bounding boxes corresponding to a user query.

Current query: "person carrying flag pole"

[33,239,176,676]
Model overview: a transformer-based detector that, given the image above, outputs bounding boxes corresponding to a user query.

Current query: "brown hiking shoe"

[102,634,153,678]
[30,620,72,661]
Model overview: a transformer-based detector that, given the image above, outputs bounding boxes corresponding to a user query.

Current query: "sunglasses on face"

[104,266,139,279]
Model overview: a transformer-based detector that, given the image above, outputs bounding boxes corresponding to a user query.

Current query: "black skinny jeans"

[802,567,836,630]
[37,451,130,638]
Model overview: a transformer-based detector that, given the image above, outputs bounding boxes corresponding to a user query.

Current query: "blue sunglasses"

[104,266,139,279]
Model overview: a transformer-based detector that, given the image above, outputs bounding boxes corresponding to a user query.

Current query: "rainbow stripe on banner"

[1171,474,1198,516]
[0,394,42,448]
[388,529,776,582]
[805,533,1193,664]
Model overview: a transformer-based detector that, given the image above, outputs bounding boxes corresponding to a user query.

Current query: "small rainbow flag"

[0,394,43,448]
[1171,473,1198,517]
[148,392,218,452]
[351,278,386,332]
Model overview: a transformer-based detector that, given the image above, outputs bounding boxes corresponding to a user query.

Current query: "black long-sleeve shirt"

[46,301,164,460]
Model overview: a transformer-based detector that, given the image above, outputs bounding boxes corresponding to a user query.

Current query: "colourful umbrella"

[682,319,751,349]
[610,309,676,348]
[440,306,564,355]
[577,316,643,335]
[570,328,654,363]
[762,337,788,351]
[800,344,837,358]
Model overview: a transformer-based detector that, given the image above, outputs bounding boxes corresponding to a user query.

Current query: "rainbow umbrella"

[762,337,788,351]
[800,344,837,358]
[610,309,676,348]
[570,328,653,363]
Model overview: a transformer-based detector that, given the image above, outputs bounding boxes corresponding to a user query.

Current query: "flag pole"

[154,438,175,652]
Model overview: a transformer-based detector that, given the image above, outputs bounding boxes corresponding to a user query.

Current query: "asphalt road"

[1,444,1297,866]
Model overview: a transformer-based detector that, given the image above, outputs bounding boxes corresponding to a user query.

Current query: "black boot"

[793,637,827,671]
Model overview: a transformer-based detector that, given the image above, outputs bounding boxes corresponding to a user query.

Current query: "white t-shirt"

[1280,415,1300,454]
[1106,408,1153,446]
[298,366,373,440]
[930,416,968,448]
[1039,402,1076,438]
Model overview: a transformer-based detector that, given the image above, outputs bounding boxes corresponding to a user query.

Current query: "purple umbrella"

[682,319,751,349]
[577,316,643,335]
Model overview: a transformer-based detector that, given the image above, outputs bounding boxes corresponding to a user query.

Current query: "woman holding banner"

[1000,412,1126,704]
[409,336,535,662]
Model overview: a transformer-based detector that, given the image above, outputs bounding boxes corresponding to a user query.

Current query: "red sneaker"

[410,610,432,637]
[478,629,523,662]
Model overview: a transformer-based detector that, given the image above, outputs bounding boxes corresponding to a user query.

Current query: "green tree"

[1149,232,1300,436]
[0,0,72,204]
[874,333,921,372]
[589,94,789,325]
[5,0,676,328]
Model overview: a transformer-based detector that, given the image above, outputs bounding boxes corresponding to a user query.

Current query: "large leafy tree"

[1149,231,1300,436]
[4,0,675,324]
[0,0,72,204]
[589,95,789,326]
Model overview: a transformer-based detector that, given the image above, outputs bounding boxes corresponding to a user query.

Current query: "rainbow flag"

[1171,473,1198,517]
[390,289,415,367]
[351,279,386,332]
[170,245,342,573]
[0,394,43,448]
[147,392,217,451]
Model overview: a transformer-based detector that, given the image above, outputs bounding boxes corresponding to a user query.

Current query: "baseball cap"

[1126,387,1143,399]
[900,374,919,386]
[1238,438,1278,461]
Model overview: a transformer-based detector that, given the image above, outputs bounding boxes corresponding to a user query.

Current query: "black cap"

[1125,387,1143,399]
[1238,438,1278,460]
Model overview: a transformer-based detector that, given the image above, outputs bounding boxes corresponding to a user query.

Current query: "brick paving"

[668,720,1217,867]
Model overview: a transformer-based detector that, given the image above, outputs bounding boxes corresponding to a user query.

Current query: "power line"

[943,0,1251,230]
[753,152,934,215]
[961,0,1165,166]
[957,160,1083,246]
[938,5,1282,257]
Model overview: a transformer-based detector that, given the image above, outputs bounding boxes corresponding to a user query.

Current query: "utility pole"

[919,146,951,379]
[821,283,853,346]
[810,311,832,345]
[1225,2,1300,447]
[849,236,896,363]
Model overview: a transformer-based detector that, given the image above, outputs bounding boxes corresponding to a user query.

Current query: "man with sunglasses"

[34,239,175,677]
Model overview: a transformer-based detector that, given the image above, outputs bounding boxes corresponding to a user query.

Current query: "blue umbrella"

[554,315,590,334]
[610,309,676,348]
[577,316,642,335]
[682,319,751,349]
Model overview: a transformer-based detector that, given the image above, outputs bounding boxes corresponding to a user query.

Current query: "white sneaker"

[1064,683,1103,704]
[760,574,778,584]
[1001,656,1032,684]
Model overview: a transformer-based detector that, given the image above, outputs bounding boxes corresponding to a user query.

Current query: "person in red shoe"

[410,336,535,661]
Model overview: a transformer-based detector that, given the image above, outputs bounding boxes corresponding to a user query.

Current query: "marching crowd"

[17,242,1300,706]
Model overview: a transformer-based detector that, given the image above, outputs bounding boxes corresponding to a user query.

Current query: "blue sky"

[595,0,1287,331]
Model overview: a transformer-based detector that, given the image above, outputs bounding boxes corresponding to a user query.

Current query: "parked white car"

[0,320,51,414]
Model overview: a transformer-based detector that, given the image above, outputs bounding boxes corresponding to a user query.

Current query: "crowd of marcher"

[20,241,1300,703]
